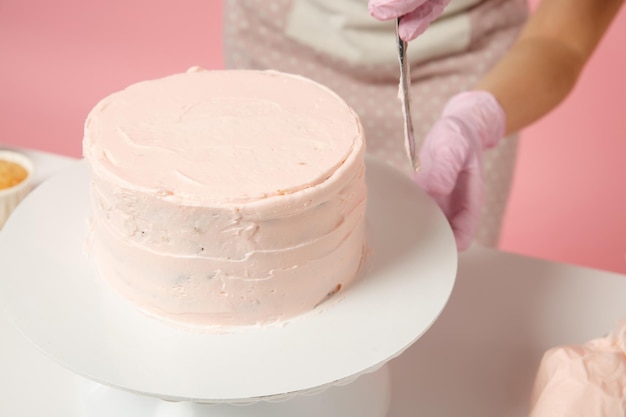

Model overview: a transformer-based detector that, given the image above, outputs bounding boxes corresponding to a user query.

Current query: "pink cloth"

[529,322,626,416]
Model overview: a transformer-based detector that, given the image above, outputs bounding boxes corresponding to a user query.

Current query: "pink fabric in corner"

[529,322,626,416]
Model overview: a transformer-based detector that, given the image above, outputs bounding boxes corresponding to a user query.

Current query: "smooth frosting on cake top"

[84,68,362,204]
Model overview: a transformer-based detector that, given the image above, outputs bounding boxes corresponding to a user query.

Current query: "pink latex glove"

[368,0,452,41]
[414,91,505,251]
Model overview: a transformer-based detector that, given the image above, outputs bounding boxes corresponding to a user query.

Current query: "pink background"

[1,1,624,274]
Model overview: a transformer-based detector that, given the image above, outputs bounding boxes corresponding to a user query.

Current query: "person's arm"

[368,0,624,250]
[476,0,624,135]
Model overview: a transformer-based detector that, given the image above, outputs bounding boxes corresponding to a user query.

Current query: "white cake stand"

[0,156,457,416]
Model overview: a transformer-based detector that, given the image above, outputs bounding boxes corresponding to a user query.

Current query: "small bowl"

[0,150,34,229]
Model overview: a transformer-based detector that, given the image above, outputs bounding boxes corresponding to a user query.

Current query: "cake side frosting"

[83,68,367,327]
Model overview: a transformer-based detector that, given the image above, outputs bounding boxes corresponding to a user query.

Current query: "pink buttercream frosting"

[83,68,367,327]
[85,68,358,204]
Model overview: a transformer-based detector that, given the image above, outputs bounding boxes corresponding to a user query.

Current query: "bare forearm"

[475,36,585,135]
[474,0,624,136]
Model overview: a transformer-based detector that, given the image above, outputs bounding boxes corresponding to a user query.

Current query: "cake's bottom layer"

[90,223,367,327]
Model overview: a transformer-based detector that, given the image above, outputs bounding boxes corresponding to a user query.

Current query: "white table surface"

[2,149,625,417]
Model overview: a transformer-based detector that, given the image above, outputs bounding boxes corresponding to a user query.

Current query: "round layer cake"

[83,68,367,327]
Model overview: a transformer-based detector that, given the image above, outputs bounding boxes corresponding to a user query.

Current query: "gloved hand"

[414,91,506,251]
[368,0,451,41]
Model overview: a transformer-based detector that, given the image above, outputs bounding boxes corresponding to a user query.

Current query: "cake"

[83,68,367,327]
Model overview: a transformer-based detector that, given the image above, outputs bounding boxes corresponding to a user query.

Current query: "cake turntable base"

[76,365,390,417]
[0,157,457,416]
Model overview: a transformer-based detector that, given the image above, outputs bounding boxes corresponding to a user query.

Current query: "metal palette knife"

[396,18,420,172]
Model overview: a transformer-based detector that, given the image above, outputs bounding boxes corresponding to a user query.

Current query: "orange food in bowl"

[0,160,29,190]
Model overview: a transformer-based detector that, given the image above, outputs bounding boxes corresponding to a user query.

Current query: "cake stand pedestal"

[0,157,457,416]
[76,365,390,417]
